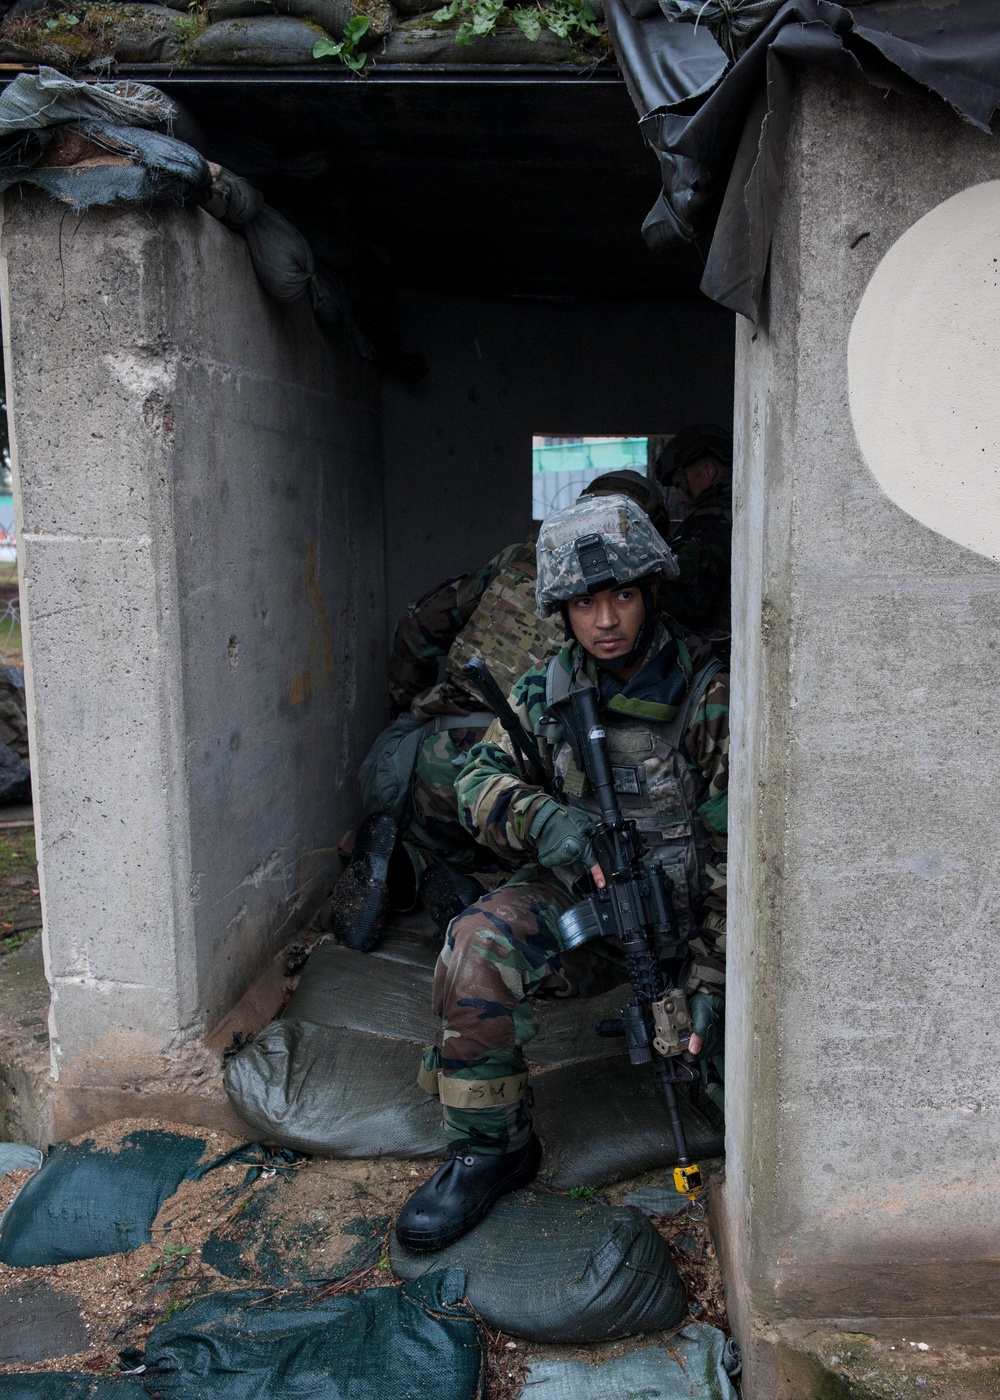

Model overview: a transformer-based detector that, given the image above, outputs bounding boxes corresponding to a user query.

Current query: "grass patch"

[0,830,40,955]
[0,611,21,669]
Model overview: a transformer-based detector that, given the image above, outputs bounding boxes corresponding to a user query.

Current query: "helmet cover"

[535,493,679,618]
[579,468,670,537]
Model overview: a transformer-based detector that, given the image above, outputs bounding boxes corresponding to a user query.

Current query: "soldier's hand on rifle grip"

[687,990,723,1059]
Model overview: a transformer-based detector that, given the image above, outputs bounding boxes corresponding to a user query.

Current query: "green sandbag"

[534,1054,724,1189]
[225,1018,448,1157]
[0,1130,208,1267]
[0,1132,274,1268]
[188,15,332,62]
[142,1270,485,1400]
[378,12,589,63]
[205,0,391,43]
[391,1190,685,1344]
[520,1326,741,1399]
[281,939,625,1067]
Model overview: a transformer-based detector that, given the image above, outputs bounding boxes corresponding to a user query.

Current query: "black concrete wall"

[380,293,735,627]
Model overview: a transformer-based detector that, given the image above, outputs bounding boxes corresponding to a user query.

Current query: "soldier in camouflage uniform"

[324,536,565,952]
[656,424,733,645]
[396,494,728,1254]
[326,472,668,953]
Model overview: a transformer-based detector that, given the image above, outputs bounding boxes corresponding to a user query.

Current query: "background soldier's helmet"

[535,494,679,618]
[578,468,670,537]
[654,423,734,485]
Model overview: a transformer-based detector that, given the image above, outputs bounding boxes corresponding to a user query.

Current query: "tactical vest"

[445,539,565,696]
[540,655,721,939]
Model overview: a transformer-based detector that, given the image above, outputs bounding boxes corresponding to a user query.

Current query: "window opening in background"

[532,436,650,522]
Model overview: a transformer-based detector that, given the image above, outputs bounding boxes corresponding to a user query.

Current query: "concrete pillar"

[0,195,384,1138]
[724,72,1000,1392]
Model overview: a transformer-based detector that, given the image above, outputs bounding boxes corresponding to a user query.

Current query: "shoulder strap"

[545,653,573,710]
[660,657,723,750]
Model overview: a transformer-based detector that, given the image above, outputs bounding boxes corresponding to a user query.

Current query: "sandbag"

[358,710,428,821]
[367,914,441,971]
[188,14,329,63]
[0,6,190,66]
[521,1326,741,1399]
[241,203,315,303]
[225,1019,448,1158]
[391,1189,685,1343]
[199,166,263,227]
[624,1178,691,1217]
[533,1054,724,1190]
[0,120,209,212]
[205,0,392,43]
[0,66,173,135]
[0,1141,43,1177]
[142,1271,484,1400]
[0,1277,88,1365]
[0,665,28,760]
[282,936,626,1067]
[378,12,588,63]
[0,1130,267,1267]
[282,940,436,1043]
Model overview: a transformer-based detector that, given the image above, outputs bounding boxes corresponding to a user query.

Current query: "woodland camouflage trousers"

[402,722,488,879]
[420,870,627,1154]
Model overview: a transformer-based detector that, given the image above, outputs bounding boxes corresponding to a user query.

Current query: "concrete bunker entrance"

[1,69,736,1144]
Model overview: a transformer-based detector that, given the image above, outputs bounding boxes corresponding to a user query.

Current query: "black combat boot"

[320,812,402,953]
[394,1133,542,1253]
[419,860,485,933]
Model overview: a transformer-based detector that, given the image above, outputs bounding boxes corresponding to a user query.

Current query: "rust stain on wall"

[289,536,336,705]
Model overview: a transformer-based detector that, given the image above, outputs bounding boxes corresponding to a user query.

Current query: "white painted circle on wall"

[848,180,1000,561]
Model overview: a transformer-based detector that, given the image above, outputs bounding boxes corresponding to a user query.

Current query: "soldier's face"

[566,585,646,665]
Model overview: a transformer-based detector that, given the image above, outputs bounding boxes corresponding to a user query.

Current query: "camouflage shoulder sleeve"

[387,544,520,713]
[455,663,555,860]
[684,670,729,995]
[685,670,729,807]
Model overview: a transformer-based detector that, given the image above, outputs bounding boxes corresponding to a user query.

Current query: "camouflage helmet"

[578,468,670,537]
[535,494,679,618]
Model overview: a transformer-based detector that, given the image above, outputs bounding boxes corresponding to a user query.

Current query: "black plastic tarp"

[606,0,1000,318]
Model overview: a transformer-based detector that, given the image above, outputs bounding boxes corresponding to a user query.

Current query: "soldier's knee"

[447,899,499,953]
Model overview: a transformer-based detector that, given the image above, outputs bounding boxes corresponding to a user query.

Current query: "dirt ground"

[0,1117,729,1395]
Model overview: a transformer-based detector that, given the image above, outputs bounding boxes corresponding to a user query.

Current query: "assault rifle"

[555,685,703,1200]
[462,657,703,1201]
[460,658,548,787]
